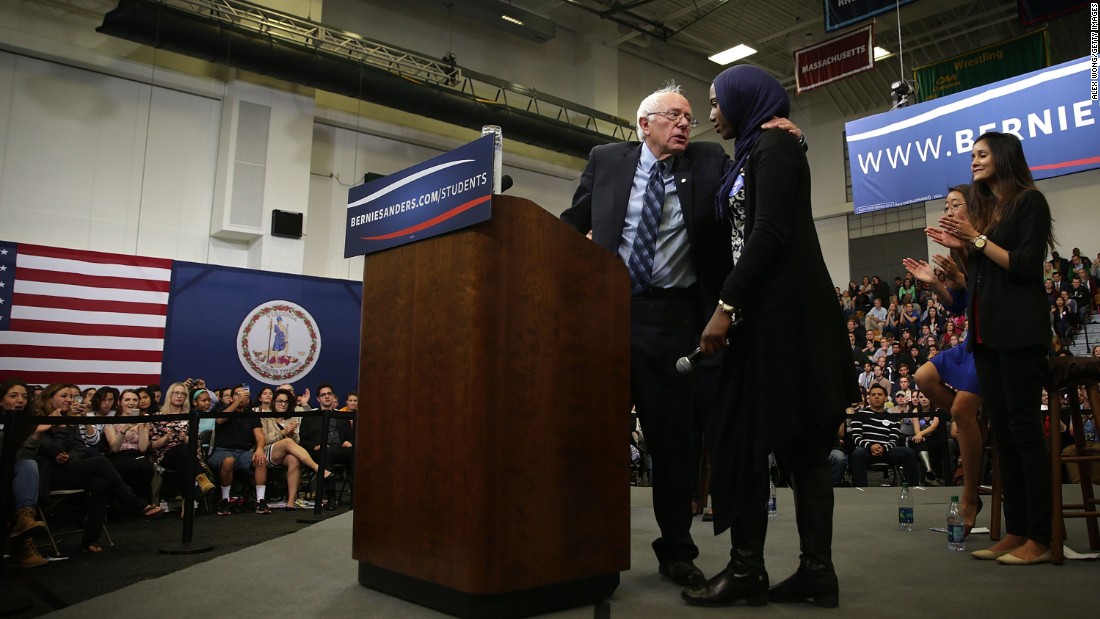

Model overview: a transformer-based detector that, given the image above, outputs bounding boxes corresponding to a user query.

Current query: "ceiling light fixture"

[501,14,524,26]
[708,44,757,65]
[873,46,893,60]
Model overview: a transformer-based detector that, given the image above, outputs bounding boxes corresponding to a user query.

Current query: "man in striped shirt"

[848,384,920,487]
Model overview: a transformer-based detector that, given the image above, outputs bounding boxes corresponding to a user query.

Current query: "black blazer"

[300,412,353,451]
[560,140,732,316]
[966,189,1052,350]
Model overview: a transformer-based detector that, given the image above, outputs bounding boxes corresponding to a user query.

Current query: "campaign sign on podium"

[344,135,494,257]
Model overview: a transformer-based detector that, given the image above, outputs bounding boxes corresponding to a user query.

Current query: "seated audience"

[846,318,866,346]
[208,385,271,515]
[301,383,354,510]
[253,386,275,416]
[907,391,949,486]
[103,397,155,505]
[864,298,888,334]
[1063,389,1099,485]
[829,421,848,487]
[35,383,164,553]
[151,383,214,511]
[1052,296,1076,347]
[848,384,920,487]
[260,388,333,510]
[136,387,160,416]
[1071,275,1093,326]
[78,386,120,450]
[3,378,48,567]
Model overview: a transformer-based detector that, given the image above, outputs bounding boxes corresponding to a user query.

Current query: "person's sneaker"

[255,499,272,514]
[216,498,234,516]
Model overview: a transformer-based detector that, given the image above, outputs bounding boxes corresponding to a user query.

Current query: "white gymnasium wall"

[0,51,220,261]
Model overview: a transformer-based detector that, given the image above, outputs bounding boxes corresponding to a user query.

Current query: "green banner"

[914,30,1049,103]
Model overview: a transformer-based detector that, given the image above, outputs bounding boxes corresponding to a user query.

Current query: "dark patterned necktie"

[627,160,665,294]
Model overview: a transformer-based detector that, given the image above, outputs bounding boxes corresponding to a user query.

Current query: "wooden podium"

[353,196,631,618]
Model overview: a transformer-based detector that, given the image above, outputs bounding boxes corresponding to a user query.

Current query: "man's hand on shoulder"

[761,116,806,148]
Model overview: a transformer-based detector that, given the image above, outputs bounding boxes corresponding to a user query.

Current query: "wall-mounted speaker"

[271,209,304,239]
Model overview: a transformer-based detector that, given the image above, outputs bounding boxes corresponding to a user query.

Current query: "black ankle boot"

[769,562,839,608]
[681,562,769,607]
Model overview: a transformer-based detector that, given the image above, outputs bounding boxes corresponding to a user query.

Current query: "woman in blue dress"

[903,184,984,535]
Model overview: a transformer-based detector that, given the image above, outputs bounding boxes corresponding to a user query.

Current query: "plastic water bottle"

[481,125,503,193]
[947,495,966,551]
[898,482,914,531]
[767,480,778,518]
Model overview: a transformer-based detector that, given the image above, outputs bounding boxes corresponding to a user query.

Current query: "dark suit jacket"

[300,411,353,451]
[966,189,1052,350]
[560,140,732,318]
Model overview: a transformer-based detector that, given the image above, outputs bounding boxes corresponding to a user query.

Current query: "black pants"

[728,422,836,570]
[314,445,354,499]
[631,294,699,564]
[107,450,154,504]
[50,455,142,546]
[973,344,1051,545]
[159,443,207,499]
[849,445,920,487]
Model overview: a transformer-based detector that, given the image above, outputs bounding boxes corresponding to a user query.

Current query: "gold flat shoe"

[996,549,1051,566]
[971,546,1022,560]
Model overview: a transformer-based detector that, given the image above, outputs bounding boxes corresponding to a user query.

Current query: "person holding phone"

[80,386,120,449]
[260,388,333,510]
[35,383,164,553]
[151,382,216,511]
[104,388,155,505]
[208,384,272,515]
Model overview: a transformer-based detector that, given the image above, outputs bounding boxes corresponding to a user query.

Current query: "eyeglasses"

[274,399,290,404]
[942,200,967,213]
[170,391,186,396]
[646,109,699,128]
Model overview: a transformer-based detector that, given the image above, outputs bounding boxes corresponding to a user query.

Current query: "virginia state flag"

[161,261,362,398]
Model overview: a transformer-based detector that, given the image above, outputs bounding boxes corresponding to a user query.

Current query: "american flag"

[0,241,173,388]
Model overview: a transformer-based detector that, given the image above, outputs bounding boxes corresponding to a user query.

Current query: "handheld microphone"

[676,319,741,374]
[676,348,705,375]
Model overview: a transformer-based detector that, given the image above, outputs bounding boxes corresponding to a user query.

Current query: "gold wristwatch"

[973,234,988,251]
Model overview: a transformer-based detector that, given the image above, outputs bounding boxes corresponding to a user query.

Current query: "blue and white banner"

[846,57,1100,214]
[344,135,495,257]
[824,0,914,32]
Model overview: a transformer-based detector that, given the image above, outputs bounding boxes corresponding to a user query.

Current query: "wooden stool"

[979,444,1002,541]
[1045,356,1100,565]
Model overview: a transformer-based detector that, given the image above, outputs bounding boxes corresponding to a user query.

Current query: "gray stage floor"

[43,486,1098,618]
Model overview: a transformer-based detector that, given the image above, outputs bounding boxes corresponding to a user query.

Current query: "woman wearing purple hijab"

[682,65,858,608]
